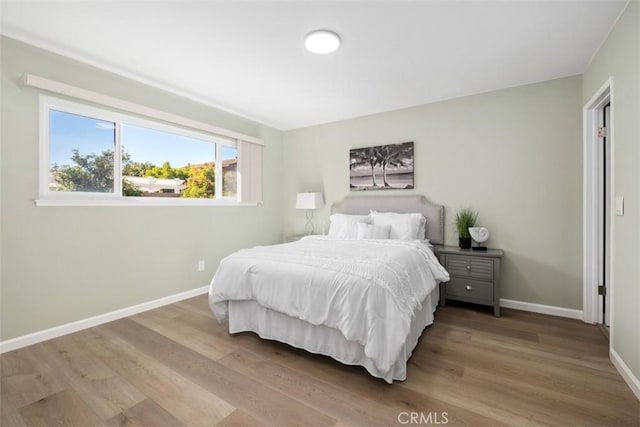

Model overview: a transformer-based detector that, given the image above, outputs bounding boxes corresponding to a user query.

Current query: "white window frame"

[37,95,245,206]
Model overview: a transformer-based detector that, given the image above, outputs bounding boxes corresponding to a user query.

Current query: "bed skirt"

[227,286,439,383]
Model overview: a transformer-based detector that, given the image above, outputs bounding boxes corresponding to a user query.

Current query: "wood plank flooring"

[1,296,638,426]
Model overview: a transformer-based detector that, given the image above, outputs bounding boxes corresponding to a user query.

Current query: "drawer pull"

[466,265,471,271]
[465,285,473,291]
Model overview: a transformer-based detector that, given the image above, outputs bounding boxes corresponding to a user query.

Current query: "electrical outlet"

[198,260,205,271]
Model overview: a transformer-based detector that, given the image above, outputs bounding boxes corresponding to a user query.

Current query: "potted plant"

[455,208,477,249]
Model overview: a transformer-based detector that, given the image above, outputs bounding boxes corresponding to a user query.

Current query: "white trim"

[34,198,258,207]
[0,286,209,354]
[114,120,123,196]
[23,73,264,146]
[215,144,223,199]
[500,298,583,320]
[583,78,615,329]
[610,348,640,401]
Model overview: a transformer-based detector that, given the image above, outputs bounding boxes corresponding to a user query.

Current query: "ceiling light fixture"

[305,30,341,54]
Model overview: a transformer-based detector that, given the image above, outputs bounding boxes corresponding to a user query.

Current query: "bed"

[208,195,449,383]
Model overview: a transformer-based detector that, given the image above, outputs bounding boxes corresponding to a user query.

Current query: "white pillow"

[370,211,425,240]
[356,222,391,240]
[418,216,427,240]
[327,214,370,239]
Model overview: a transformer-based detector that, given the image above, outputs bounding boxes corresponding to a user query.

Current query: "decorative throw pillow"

[327,214,370,239]
[356,222,391,240]
[370,211,425,240]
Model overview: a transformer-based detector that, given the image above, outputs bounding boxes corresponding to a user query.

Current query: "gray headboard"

[330,195,445,245]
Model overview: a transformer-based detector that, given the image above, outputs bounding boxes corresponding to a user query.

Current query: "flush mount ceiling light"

[304,30,341,54]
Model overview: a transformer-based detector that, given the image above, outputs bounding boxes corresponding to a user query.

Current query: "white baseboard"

[500,298,583,320]
[0,285,209,354]
[610,348,640,401]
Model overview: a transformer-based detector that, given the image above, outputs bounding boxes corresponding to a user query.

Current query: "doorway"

[583,78,614,335]
[597,102,611,331]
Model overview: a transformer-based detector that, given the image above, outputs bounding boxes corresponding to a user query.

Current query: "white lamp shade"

[296,192,324,210]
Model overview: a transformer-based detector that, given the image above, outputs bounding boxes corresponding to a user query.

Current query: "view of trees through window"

[48,112,116,193]
[48,110,237,198]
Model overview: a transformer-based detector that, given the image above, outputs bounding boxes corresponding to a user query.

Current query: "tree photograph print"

[349,142,414,191]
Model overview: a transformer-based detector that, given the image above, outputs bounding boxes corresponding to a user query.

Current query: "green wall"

[282,76,584,310]
[0,36,284,341]
[583,1,640,380]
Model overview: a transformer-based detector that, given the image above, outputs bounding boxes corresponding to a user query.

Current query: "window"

[49,110,116,194]
[40,96,246,205]
[120,123,228,199]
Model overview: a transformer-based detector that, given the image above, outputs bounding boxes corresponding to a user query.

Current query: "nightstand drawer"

[436,246,503,316]
[446,277,493,303]
[445,255,494,280]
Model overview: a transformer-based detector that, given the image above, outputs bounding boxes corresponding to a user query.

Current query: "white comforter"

[208,236,449,376]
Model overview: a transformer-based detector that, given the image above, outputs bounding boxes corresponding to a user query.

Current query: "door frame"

[583,77,615,333]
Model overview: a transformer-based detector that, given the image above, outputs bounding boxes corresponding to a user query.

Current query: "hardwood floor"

[1,296,638,426]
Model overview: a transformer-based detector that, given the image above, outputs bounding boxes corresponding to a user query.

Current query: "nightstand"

[435,246,503,317]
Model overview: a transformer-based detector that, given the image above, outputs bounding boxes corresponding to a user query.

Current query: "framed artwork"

[349,141,414,191]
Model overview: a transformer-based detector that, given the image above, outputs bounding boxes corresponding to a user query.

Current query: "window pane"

[121,123,216,198]
[49,110,115,193]
[222,146,237,198]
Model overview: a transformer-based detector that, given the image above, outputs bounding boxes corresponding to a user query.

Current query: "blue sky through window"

[49,110,115,166]
[50,111,237,168]
[122,123,215,167]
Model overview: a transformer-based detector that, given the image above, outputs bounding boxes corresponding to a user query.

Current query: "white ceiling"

[0,1,628,130]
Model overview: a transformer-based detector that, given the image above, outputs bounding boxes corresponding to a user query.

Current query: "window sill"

[34,197,260,207]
